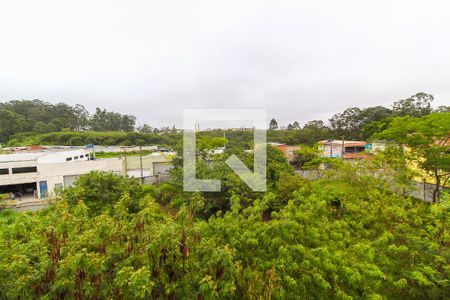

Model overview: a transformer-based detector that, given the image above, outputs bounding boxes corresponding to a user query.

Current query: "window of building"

[74,156,79,160]
[80,155,84,158]
[0,168,9,175]
[54,183,63,192]
[344,146,366,154]
[66,157,72,161]
[12,166,37,174]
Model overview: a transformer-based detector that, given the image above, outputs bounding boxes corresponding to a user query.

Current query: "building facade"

[0,149,174,200]
[318,140,368,159]
[0,149,122,199]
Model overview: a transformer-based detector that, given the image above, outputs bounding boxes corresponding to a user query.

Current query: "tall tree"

[392,92,434,117]
[138,124,154,133]
[303,120,326,130]
[434,105,450,113]
[0,108,27,143]
[73,104,90,131]
[269,118,278,130]
[90,108,136,132]
[377,112,450,202]
[293,145,321,169]
[330,106,394,140]
[329,107,364,139]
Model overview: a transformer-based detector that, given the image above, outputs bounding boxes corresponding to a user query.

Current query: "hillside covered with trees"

[1,93,448,147]
[0,100,137,144]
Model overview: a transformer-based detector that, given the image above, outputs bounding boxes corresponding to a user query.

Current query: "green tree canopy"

[0,108,27,143]
[269,118,278,130]
[376,112,450,202]
[1,161,448,298]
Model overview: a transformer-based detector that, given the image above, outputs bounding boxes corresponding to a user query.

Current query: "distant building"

[276,144,301,163]
[0,144,177,203]
[266,143,301,163]
[365,142,386,152]
[318,140,367,159]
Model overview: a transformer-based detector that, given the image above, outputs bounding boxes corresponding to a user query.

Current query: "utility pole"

[423,178,426,202]
[223,131,226,149]
[341,136,345,159]
[139,145,144,184]
[329,139,333,157]
[123,148,127,176]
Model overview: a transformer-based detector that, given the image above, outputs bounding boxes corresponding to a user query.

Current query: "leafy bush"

[63,171,150,215]
[1,147,449,298]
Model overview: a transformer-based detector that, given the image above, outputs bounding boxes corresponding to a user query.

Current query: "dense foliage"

[0,100,136,143]
[5,131,181,148]
[377,112,450,202]
[1,146,449,299]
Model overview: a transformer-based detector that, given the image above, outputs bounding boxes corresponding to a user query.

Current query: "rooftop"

[318,140,366,147]
[0,152,46,163]
[0,149,90,163]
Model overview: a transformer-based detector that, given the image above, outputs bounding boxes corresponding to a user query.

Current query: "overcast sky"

[1,0,449,127]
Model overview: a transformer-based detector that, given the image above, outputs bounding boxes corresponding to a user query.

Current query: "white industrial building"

[0,148,173,200]
[0,149,122,199]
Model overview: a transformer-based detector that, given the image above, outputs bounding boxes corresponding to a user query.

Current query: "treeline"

[4,127,326,148]
[0,100,138,143]
[191,93,449,147]
[6,131,182,147]
[270,92,449,140]
[195,128,329,148]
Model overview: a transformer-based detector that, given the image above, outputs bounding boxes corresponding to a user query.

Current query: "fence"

[294,169,449,203]
[408,181,449,203]
[142,173,172,185]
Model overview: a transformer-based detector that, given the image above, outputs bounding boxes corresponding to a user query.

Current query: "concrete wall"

[294,169,321,180]
[154,162,172,174]
[142,173,171,185]
[295,168,449,203]
[63,175,79,187]
[94,146,157,153]
[0,159,38,185]
[408,181,449,203]
[124,154,172,176]
[320,145,344,158]
[37,158,123,198]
